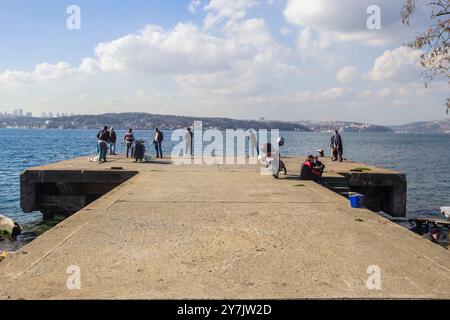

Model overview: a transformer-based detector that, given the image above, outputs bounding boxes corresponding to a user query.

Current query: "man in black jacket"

[330,130,344,162]
[97,126,110,163]
[109,127,117,155]
[153,128,164,158]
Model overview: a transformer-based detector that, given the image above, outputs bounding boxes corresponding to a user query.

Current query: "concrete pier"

[1,156,449,299]
[20,156,408,218]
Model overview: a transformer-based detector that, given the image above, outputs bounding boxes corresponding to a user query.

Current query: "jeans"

[110,142,116,155]
[98,141,108,162]
[250,144,259,157]
[154,141,163,158]
[126,142,133,158]
[185,141,192,156]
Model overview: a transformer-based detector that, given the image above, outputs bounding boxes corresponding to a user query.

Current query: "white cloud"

[295,27,342,67]
[203,0,258,29]
[378,88,392,97]
[188,0,202,14]
[88,17,300,100]
[317,87,352,100]
[90,18,297,79]
[93,23,235,74]
[280,27,290,36]
[0,16,299,95]
[284,0,421,47]
[0,62,82,84]
[297,27,332,53]
[368,46,422,82]
[79,58,100,75]
[1,0,447,123]
[268,87,352,105]
[337,65,358,83]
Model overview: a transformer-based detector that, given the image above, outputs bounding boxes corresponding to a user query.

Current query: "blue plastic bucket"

[349,193,364,208]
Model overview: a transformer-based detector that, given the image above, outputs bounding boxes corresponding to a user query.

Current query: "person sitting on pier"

[97,126,110,164]
[312,156,325,179]
[300,155,319,182]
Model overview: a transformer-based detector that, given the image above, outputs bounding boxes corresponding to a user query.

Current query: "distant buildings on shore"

[1,109,30,118]
[1,109,75,119]
[40,112,75,118]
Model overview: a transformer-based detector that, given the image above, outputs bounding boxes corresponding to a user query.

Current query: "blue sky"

[0,0,448,125]
[0,1,189,68]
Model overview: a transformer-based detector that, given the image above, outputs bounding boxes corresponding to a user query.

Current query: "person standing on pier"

[97,126,110,163]
[330,129,344,162]
[247,129,259,157]
[184,127,193,156]
[124,128,135,158]
[153,128,164,158]
[109,127,117,155]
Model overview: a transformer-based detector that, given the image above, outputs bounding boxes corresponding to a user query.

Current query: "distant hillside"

[0,113,311,132]
[294,121,393,133]
[390,119,450,134]
[0,112,398,133]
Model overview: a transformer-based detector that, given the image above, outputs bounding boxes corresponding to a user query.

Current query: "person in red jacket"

[301,155,325,183]
[300,155,316,181]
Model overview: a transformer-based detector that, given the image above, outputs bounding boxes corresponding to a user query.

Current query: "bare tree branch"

[402,0,450,113]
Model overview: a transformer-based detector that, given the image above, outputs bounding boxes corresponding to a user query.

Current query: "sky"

[0,0,448,125]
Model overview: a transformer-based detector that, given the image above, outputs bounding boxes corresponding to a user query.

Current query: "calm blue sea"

[0,129,449,249]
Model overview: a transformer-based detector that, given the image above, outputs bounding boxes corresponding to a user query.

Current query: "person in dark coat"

[134,140,146,163]
[312,156,326,178]
[330,130,344,162]
[109,127,117,155]
[153,128,164,158]
[97,126,110,163]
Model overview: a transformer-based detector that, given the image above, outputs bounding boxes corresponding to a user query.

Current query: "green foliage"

[351,167,372,172]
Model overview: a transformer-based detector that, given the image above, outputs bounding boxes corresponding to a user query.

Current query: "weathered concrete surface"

[1,156,449,299]
[20,155,408,217]
[284,157,407,217]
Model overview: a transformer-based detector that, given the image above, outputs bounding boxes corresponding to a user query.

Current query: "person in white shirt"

[184,127,193,156]
[248,129,259,157]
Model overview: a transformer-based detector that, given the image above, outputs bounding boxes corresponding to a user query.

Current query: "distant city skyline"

[0,0,448,125]
[1,109,77,118]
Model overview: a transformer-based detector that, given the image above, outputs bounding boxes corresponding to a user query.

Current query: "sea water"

[0,129,448,250]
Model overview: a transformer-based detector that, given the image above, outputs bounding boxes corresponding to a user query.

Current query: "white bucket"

[441,207,450,220]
